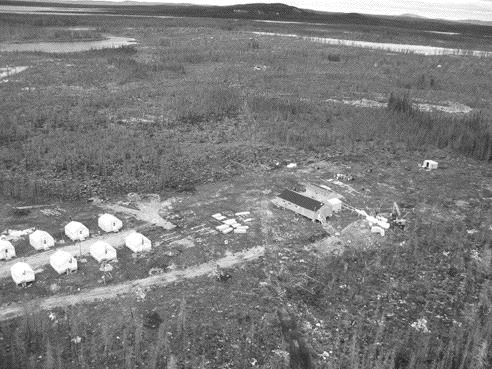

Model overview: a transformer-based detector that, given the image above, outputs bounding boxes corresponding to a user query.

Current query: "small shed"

[125,232,151,253]
[326,198,343,213]
[0,240,16,260]
[29,230,55,251]
[64,221,89,241]
[422,160,438,170]
[90,241,117,263]
[50,250,78,275]
[98,214,123,233]
[11,262,35,286]
[273,189,332,222]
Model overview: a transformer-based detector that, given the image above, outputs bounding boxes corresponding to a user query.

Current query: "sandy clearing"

[0,229,139,280]
[103,202,176,230]
[0,246,265,321]
[0,66,29,79]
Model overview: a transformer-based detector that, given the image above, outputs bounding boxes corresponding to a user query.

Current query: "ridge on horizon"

[1,0,491,26]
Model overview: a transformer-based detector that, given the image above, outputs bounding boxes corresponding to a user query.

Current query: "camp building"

[273,189,333,222]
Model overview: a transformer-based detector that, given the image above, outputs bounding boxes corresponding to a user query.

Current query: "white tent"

[90,241,117,263]
[11,262,35,285]
[64,221,89,241]
[422,160,438,170]
[98,214,123,233]
[0,240,15,260]
[29,230,55,251]
[50,250,78,275]
[125,232,151,253]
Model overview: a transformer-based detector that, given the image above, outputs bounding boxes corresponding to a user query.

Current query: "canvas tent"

[0,240,15,260]
[11,262,35,285]
[50,250,78,275]
[29,230,55,251]
[422,160,438,169]
[64,221,89,241]
[98,214,123,233]
[125,232,151,253]
[90,241,117,263]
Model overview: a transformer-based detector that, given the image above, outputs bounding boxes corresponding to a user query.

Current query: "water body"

[424,30,461,36]
[0,5,178,19]
[0,6,102,13]
[0,36,137,53]
[326,98,472,114]
[252,31,492,57]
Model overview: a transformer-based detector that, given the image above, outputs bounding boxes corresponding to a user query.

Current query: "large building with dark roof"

[273,189,333,222]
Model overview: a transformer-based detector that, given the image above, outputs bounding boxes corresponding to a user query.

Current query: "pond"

[252,31,492,57]
[0,36,137,53]
[326,98,473,114]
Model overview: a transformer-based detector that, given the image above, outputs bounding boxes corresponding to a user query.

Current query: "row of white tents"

[9,231,152,286]
[65,213,123,242]
[0,213,123,261]
[2,213,152,286]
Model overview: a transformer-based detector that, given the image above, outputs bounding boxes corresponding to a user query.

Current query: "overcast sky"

[87,0,492,21]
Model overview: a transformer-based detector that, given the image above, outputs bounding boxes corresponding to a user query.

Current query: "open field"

[0,6,491,369]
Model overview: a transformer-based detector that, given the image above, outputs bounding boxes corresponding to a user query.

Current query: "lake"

[0,36,137,53]
[252,31,492,57]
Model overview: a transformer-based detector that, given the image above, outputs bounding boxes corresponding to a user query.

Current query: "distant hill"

[1,1,492,36]
[459,19,492,26]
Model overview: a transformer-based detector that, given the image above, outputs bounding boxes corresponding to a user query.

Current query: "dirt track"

[103,202,176,230]
[0,229,140,280]
[0,246,265,321]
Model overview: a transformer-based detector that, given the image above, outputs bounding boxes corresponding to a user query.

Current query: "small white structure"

[11,262,35,285]
[29,230,55,251]
[327,198,343,213]
[90,241,117,263]
[125,232,151,253]
[212,213,227,221]
[0,240,16,260]
[64,221,89,241]
[98,214,123,233]
[371,226,385,236]
[50,250,78,275]
[422,160,438,170]
[367,215,390,229]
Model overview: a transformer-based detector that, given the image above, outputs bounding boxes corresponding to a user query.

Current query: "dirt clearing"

[0,245,264,321]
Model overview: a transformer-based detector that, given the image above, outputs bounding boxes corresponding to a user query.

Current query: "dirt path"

[0,229,140,280]
[103,202,176,230]
[0,246,265,321]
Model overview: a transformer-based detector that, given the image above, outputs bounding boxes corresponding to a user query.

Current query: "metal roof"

[277,189,324,211]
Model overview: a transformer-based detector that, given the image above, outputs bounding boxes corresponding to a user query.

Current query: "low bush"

[387,93,492,160]
[175,86,242,125]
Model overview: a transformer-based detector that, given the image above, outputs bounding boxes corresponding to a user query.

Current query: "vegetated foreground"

[0,12,491,369]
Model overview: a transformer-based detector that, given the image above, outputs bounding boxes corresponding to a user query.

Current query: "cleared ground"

[0,9,490,369]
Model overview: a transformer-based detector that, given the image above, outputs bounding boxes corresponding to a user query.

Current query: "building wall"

[273,198,318,221]
[304,184,338,204]
[317,206,333,221]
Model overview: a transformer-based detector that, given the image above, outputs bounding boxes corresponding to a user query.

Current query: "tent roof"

[277,189,324,211]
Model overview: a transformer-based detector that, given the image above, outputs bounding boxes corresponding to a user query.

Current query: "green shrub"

[175,86,242,125]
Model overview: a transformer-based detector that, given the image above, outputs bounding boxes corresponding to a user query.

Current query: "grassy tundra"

[0,10,491,369]
[0,13,491,201]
